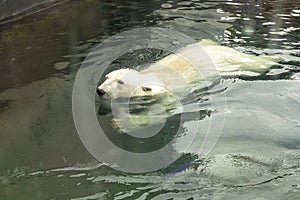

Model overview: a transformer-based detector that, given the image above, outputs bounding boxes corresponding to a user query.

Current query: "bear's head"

[97,69,168,99]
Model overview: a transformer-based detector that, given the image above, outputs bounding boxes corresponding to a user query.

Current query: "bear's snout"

[96,88,106,96]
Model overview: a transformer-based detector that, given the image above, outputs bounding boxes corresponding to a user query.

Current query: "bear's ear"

[117,79,125,85]
[142,86,152,92]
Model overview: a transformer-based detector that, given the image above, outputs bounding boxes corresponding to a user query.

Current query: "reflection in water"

[0,0,300,199]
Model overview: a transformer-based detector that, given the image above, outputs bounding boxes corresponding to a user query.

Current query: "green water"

[0,0,300,199]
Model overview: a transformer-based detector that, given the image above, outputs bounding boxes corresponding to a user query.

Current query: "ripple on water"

[161,3,172,9]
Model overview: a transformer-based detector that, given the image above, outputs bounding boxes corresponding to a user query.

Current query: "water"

[0,0,300,199]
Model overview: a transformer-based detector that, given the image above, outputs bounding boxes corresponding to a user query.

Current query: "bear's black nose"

[96,88,106,96]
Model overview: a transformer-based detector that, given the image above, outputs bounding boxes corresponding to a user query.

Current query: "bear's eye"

[142,86,152,92]
[117,80,125,85]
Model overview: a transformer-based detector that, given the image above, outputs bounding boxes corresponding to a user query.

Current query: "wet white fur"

[98,39,280,99]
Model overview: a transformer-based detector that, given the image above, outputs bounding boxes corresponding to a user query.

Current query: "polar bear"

[97,68,169,99]
[97,39,281,100]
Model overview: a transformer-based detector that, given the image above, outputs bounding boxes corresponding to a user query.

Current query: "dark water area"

[0,0,62,21]
[0,0,300,199]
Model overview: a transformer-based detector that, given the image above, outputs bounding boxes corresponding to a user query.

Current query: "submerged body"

[97,39,281,132]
